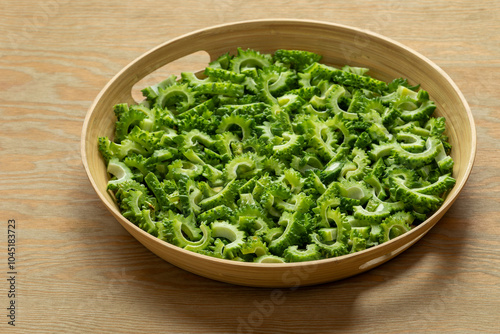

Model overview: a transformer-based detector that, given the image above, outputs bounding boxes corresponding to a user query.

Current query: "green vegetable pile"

[98,48,456,263]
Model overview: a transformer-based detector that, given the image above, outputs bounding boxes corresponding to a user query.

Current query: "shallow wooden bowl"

[81,19,476,287]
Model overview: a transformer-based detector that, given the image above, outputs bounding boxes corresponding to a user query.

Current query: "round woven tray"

[81,19,476,287]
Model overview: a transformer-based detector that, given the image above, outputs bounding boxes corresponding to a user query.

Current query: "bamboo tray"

[81,19,476,287]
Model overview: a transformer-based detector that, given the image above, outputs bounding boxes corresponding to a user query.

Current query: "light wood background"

[1,1,499,333]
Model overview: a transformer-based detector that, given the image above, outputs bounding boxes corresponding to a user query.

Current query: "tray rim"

[81,18,477,287]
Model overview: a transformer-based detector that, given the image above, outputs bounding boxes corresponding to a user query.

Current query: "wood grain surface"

[1,0,499,333]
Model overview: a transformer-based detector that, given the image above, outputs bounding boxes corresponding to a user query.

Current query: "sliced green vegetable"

[99,48,456,263]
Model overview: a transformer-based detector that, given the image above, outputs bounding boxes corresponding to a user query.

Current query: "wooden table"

[1,1,499,333]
